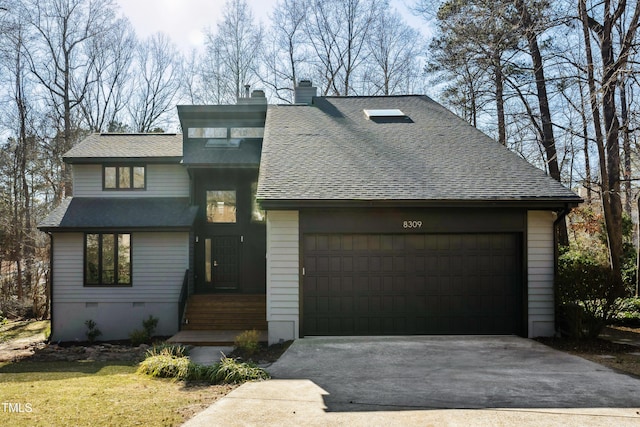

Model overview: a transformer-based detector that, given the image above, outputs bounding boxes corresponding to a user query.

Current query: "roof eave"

[184,163,259,169]
[64,156,183,164]
[38,225,194,233]
[258,198,583,210]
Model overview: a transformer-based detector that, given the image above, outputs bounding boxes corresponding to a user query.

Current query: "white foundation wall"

[51,232,189,341]
[265,211,300,344]
[527,210,556,337]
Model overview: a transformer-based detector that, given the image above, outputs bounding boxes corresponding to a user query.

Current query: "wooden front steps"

[182,294,267,332]
[167,330,267,346]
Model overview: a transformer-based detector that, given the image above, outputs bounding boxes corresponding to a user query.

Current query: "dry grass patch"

[0,320,49,343]
[0,360,235,427]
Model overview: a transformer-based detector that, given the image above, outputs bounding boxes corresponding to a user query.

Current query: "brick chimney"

[294,80,317,105]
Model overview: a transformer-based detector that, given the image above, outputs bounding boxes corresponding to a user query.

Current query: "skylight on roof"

[364,109,406,119]
[363,109,412,123]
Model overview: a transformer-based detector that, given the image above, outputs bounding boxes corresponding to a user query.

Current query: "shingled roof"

[64,133,183,163]
[38,198,198,231]
[257,95,581,208]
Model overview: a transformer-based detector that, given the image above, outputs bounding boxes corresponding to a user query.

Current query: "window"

[85,233,131,286]
[251,182,265,222]
[206,190,236,223]
[104,165,145,190]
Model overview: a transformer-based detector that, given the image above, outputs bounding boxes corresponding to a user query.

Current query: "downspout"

[47,232,54,341]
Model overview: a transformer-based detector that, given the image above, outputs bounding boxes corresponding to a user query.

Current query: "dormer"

[178,91,267,169]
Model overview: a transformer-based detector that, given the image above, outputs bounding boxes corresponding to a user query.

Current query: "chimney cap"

[298,79,312,87]
[251,89,265,98]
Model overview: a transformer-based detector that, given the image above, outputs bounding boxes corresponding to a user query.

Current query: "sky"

[115,0,429,53]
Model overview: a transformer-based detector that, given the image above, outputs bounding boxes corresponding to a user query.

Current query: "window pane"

[104,167,116,189]
[102,234,115,284]
[86,234,100,284]
[118,234,131,284]
[119,166,131,188]
[251,182,265,222]
[206,190,236,223]
[205,238,212,283]
[133,166,145,189]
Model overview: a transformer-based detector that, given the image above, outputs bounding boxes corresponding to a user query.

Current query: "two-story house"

[39,82,581,344]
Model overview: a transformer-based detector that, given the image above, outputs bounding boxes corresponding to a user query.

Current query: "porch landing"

[167,330,268,346]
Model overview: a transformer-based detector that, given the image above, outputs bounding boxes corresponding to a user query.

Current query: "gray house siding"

[527,210,556,337]
[51,232,189,341]
[72,164,189,198]
[266,210,300,344]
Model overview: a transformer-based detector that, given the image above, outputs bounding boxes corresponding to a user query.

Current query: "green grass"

[0,360,234,426]
[0,320,50,343]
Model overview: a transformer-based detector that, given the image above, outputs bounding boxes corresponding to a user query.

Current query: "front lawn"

[0,360,234,426]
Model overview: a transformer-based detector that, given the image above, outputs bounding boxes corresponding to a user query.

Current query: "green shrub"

[142,315,158,337]
[137,354,191,380]
[234,329,260,355]
[129,329,149,346]
[145,343,189,358]
[612,298,640,326]
[213,357,270,383]
[138,352,269,384]
[84,319,102,344]
[129,315,159,346]
[557,248,624,338]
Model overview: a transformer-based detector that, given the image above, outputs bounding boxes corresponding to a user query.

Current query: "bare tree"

[19,0,120,201]
[202,0,263,103]
[261,0,309,103]
[365,9,423,95]
[305,0,385,95]
[80,17,135,132]
[127,32,182,132]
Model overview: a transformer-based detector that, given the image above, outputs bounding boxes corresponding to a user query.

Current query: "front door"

[203,235,240,291]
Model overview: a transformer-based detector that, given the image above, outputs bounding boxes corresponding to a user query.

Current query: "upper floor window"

[206,190,236,223]
[104,165,146,190]
[85,233,131,286]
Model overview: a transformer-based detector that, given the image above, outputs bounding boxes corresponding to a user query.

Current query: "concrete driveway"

[184,336,640,426]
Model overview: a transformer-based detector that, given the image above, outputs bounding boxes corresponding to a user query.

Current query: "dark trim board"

[300,207,528,234]
[299,208,527,337]
[261,199,580,210]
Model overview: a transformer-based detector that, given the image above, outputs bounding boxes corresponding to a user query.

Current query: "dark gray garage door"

[303,233,522,335]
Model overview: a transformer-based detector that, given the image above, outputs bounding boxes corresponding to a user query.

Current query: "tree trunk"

[619,78,632,215]
[579,80,592,203]
[578,0,640,295]
[494,59,506,146]
[515,0,566,245]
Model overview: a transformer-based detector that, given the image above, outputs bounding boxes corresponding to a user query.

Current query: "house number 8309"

[403,220,423,229]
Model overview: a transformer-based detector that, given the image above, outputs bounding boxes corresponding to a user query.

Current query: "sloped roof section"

[38,197,198,231]
[64,133,183,163]
[257,95,582,208]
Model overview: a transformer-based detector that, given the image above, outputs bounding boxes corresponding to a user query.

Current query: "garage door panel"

[303,233,522,336]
